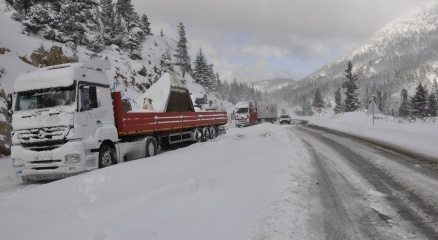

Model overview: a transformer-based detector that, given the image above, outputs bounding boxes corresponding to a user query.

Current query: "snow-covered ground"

[299,111,438,160]
[0,124,319,240]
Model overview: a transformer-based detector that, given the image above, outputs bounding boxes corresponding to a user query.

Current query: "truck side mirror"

[89,86,98,109]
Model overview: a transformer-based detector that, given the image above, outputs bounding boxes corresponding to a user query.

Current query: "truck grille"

[14,126,70,147]
[30,160,62,164]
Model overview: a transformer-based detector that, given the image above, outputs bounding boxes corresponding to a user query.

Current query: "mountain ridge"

[274,2,438,111]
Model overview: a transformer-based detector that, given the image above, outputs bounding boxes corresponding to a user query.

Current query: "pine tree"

[125,26,145,59]
[193,48,209,86]
[342,61,360,112]
[376,91,382,111]
[57,0,102,50]
[140,14,151,35]
[433,79,438,99]
[21,2,55,33]
[410,83,428,119]
[398,89,409,118]
[215,73,222,93]
[116,0,136,23]
[14,0,31,14]
[112,13,126,48]
[175,22,192,76]
[428,93,437,117]
[160,49,173,73]
[312,88,324,109]
[334,87,344,114]
[207,64,216,92]
[160,29,164,37]
[100,0,115,45]
[193,48,216,92]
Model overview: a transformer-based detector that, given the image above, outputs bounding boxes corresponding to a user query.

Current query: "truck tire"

[194,128,204,142]
[99,144,116,168]
[145,137,158,157]
[209,126,217,139]
[202,127,210,141]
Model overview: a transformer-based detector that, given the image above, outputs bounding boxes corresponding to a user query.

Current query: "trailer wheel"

[99,144,116,168]
[209,126,217,139]
[194,128,204,142]
[202,127,210,141]
[145,137,158,157]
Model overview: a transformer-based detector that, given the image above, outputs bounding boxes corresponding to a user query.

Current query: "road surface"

[291,125,438,240]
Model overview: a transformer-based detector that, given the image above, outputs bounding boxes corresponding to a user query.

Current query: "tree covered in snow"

[333,87,344,114]
[100,0,116,45]
[428,93,437,117]
[342,61,360,112]
[160,49,174,73]
[140,14,151,35]
[12,0,147,56]
[410,83,428,119]
[398,89,409,118]
[116,0,137,23]
[193,49,208,85]
[218,78,262,104]
[174,22,192,76]
[312,88,324,109]
[193,48,216,92]
[433,79,438,100]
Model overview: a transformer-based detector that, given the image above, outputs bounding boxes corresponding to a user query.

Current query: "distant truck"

[9,60,227,181]
[234,101,277,127]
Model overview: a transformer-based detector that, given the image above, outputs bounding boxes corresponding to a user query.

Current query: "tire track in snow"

[296,126,438,239]
[301,139,362,240]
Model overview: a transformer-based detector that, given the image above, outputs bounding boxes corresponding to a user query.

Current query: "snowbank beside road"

[300,111,438,160]
[0,124,317,240]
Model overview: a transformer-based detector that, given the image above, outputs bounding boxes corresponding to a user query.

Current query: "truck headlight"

[65,154,81,164]
[12,158,25,167]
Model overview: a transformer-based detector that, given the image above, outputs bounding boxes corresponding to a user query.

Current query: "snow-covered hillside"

[0,0,230,154]
[252,77,295,93]
[276,2,438,108]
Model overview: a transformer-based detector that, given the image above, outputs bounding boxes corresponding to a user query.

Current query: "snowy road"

[0,123,437,240]
[292,125,438,240]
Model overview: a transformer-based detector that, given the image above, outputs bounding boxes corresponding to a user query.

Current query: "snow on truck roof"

[14,60,111,92]
[235,101,250,108]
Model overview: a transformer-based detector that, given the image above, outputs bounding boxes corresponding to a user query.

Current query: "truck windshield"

[236,108,248,114]
[16,87,76,111]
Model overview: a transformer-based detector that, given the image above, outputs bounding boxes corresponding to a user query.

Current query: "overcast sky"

[133,0,430,83]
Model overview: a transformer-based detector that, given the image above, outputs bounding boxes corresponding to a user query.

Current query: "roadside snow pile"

[0,157,21,193]
[302,111,438,159]
[0,124,317,240]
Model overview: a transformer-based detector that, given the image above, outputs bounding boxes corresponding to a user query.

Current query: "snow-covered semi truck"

[234,101,277,127]
[9,60,227,181]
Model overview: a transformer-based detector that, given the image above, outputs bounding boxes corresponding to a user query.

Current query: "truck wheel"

[209,126,217,139]
[202,127,210,141]
[194,128,204,142]
[99,144,116,168]
[145,137,158,157]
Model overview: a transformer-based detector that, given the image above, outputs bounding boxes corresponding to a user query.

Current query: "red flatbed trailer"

[111,92,228,137]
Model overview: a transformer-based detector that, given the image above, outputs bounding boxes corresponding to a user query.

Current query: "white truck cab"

[10,60,118,181]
